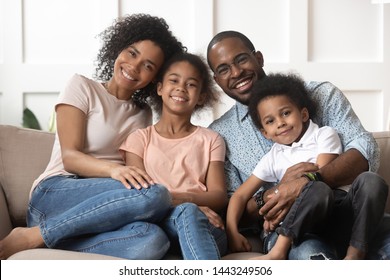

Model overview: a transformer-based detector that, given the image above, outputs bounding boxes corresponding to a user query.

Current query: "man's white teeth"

[235,79,250,88]
[122,70,135,80]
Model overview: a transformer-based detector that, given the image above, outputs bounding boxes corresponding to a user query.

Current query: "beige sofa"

[1,124,389,260]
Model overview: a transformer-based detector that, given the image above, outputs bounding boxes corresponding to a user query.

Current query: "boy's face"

[157,61,204,115]
[258,95,309,145]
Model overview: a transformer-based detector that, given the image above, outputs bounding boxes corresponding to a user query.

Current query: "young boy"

[226,72,341,259]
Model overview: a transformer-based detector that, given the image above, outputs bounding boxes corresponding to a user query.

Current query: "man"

[207,30,389,259]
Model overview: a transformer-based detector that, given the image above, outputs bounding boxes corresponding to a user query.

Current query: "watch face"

[255,190,265,209]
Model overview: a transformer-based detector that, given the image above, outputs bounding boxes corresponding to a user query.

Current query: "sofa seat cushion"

[8,248,122,260]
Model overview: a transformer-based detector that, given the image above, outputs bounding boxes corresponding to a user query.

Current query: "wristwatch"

[254,187,266,209]
[302,172,323,182]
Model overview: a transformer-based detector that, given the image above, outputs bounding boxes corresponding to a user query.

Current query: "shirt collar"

[293,119,316,147]
[274,119,316,150]
[236,102,249,121]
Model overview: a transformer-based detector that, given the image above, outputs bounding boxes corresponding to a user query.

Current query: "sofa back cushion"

[373,131,390,213]
[0,125,54,226]
[0,126,389,228]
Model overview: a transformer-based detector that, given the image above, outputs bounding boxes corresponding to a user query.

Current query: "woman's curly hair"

[94,14,186,107]
[248,72,316,130]
[149,52,220,116]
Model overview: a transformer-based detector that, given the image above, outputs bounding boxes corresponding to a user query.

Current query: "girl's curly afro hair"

[94,13,186,107]
[149,52,220,116]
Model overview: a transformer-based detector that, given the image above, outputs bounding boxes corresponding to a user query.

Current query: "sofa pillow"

[0,125,54,226]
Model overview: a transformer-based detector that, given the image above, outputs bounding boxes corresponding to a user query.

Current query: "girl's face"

[157,61,204,115]
[113,40,164,93]
[258,95,309,145]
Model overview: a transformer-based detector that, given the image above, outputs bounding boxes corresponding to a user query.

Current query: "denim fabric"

[367,214,390,260]
[27,175,172,259]
[264,172,390,260]
[328,172,390,259]
[262,181,337,260]
[263,232,337,260]
[161,202,227,260]
[276,181,333,242]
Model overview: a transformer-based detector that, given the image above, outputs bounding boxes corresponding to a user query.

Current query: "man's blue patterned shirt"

[209,81,380,197]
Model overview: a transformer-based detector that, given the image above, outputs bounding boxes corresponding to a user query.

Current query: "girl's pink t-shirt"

[120,125,225,193]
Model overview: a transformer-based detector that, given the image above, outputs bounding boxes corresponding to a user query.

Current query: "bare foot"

[250,235,290,260]
[344,245,365,260]
[0,227,45,259]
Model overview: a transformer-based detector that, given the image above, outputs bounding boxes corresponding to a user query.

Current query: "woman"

[0,14,185,260]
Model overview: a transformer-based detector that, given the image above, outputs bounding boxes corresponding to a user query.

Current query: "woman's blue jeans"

[27,175,172,259]
[161,202,227,260]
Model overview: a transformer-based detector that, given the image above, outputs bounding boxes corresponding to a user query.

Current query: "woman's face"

[113,40,164,93]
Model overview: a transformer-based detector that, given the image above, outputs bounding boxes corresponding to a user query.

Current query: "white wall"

[0,0,389,131]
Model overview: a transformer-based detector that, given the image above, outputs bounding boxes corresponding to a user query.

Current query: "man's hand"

[260,177,309,230]
[280,162,319,183]
[242,162,317,228]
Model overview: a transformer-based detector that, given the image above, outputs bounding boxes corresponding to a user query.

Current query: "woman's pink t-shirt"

[31,74,152,194]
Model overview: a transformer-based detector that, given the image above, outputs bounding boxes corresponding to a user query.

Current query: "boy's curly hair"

[94,14,186,107]
[248,72,316,130]
[149,52,220,116]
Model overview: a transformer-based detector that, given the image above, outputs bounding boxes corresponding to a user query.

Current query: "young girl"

[0,14,185,260]
[226,73,341,260]
[120,52,228,259]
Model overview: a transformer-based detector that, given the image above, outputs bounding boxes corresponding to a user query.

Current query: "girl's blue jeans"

[27,175,172,259]
[161,202,227,260]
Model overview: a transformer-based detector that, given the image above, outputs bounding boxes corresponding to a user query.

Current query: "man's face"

[208,37,265,105]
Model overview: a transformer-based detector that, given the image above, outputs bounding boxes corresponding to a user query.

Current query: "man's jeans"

[264,172,390,260]
[28,175,172,259]
[263,181,336,260]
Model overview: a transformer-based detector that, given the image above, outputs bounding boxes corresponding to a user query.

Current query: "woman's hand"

[110,165,155,189]
[199,206,225,229]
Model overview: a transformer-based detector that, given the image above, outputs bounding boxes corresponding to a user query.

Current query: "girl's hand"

[199,206,225,229]
[110,165,155,189]
[228,232,252,253]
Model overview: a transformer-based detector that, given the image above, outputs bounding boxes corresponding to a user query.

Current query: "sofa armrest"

[0,184,13,239]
